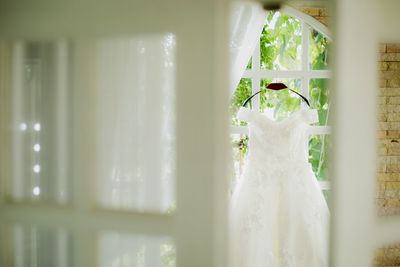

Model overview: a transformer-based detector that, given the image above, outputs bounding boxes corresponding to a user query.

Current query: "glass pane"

[0,224,72,267]
[308,134,331,181]
[259,79,302,120]
[98,232,175,267]
[230,78,252,126]
[309,79,330,126]
[260,11,302,70]
[0,41,72,204]
[309,29,330,70]
[95,34,176,213]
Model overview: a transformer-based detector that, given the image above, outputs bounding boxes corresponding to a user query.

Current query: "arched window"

[231,7,332,196]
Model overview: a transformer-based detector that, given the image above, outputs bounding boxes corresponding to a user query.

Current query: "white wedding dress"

[230,107,330,267]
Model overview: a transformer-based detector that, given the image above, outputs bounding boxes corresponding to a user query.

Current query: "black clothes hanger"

[241,82,310,107]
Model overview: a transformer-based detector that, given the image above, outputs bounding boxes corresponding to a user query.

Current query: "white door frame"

[0,1,230,266]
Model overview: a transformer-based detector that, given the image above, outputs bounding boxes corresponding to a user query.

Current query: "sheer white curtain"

[96,35,176,213]
[230,1,265,95]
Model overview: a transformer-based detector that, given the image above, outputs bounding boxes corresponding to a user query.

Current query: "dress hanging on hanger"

[229,84,329,267]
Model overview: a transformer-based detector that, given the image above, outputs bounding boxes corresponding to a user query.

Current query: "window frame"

[231,6,332,190]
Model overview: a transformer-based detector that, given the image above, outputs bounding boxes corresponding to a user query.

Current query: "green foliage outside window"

[230,78,252,126]
[260,11,302,70]
[310,29,330,70]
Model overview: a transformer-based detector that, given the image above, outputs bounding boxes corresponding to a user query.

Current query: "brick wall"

[376,43,400,267]
[377,44,400,216]
[297,6,329,27]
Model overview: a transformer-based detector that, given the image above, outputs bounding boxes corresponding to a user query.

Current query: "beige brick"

[377,183,387,195]
[377,173,400,182]
[380,52,400,61]
[315,16,328,26]
[387,44,400,53]
[378,206,400,216]
[386,164,400,172]
[385,142,400,156]
[388,96,400,104]
[378,113,387,122]
[378,146,388,155]
[377,130,387,139]
[380,79,388,87]
[387,113,400,121]
[379,122,400,130]
[377,104,400,113]
[377,163,387,172]
[380,70,400,80]
[378,139,400,147]
[387,78,400,88]
[378,96,388,105]
[383,189,400,198]
[387,62,400,70]
[379,87,400,96]
[387,130,400,138]
[384,156,400,164]
[386,181,400,190]
[379,44,387,53]
[388,146,400,155]
[376,197,386,206]
[386,104,400,112]
[385,198,400,207]
[319,8,329,17]
[378,62,389,70]
[300,7,320,16]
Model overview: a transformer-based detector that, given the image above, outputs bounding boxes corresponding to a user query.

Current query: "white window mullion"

[252,42,261,110]
[11,42,24,201]
[232,125,332,136]
[242,69,331,79]
[301,22,310,102]
[55,41,69,204]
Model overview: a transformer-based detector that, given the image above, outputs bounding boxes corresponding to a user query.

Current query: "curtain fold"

[230,1,265,95]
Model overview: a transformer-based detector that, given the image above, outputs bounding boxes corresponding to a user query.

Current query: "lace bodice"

[237,107,318,168]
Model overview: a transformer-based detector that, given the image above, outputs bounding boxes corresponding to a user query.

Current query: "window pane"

[0,41,72,204]
[309,29,330,70]
[259,79,302,120]
[308,134,331,181]
[95,34,176,213]
[309,79,330,126]
[98,232,175,267]
[230,78,252,126]
[260,11,302,70]
[0,224,72,267]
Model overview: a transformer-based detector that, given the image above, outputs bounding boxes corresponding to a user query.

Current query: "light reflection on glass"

[33,186,40,196]
[33,164,41,173]
[0,224,71,267]
[96,34,176,213]
[1,41,71,203]
[33,144,41,152]
[98,232,176,267]
[19,122,27,131]
[33,123,41,131]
